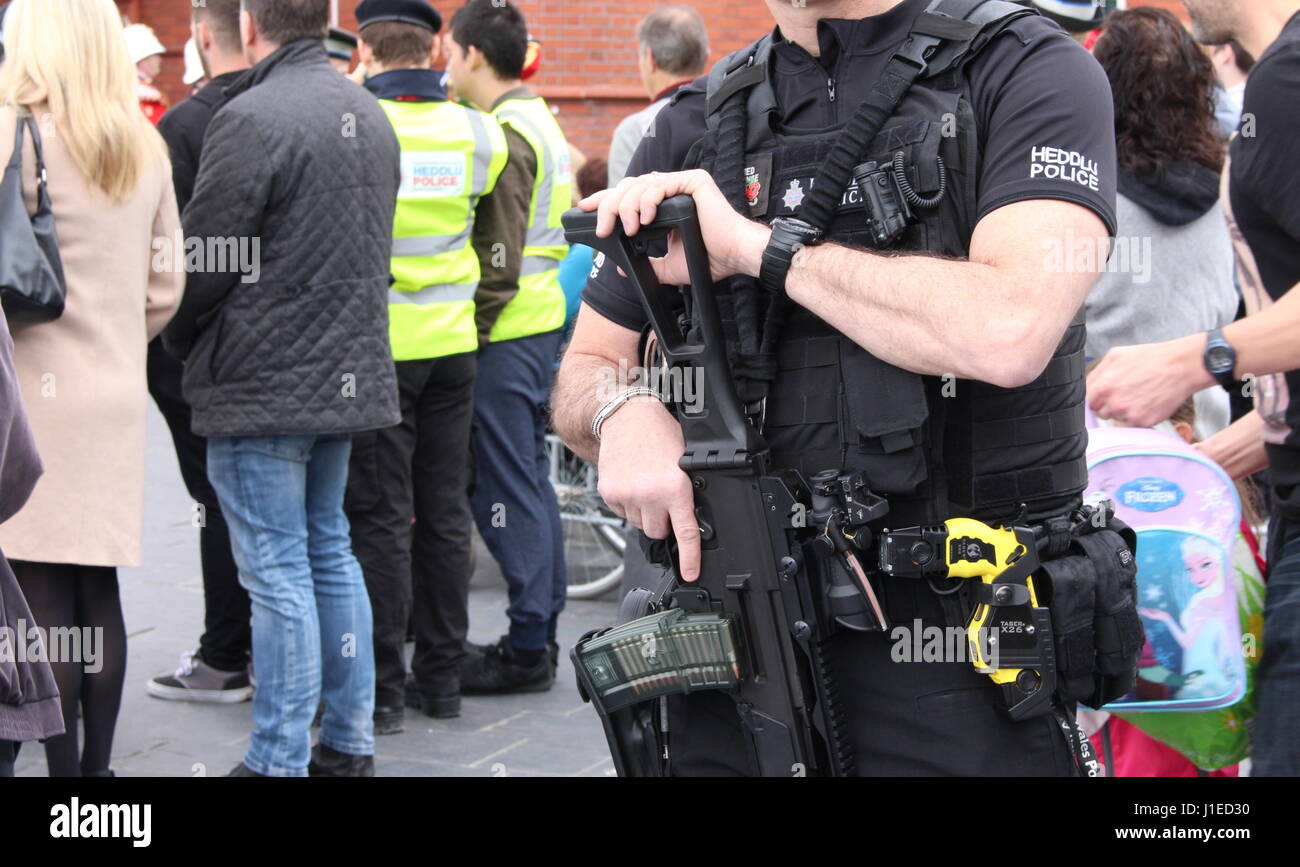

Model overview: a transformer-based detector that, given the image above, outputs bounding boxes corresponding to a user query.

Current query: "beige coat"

[0,105,183,567]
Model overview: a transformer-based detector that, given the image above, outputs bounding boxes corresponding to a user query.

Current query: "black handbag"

[0,114,66,325]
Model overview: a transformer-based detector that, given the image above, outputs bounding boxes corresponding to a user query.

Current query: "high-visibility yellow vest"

[489,95,571,343]
[381,98,508,360]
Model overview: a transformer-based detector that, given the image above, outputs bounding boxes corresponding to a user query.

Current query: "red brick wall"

[118,0,1185,165]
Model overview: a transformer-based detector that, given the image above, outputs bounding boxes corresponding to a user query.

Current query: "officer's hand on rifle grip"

[578,169,771,285]
[594,398,702,581]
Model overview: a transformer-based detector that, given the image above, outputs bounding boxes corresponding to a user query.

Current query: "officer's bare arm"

[553,304,704,580]
[583,171,1107,391]
[552,305,643,464]
[782,199,1108,389]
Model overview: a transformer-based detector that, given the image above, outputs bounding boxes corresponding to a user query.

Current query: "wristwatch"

[759,217,823,295]
[1203,327,1238,390]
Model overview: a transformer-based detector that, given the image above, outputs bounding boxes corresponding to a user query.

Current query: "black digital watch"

[759,217,823,295]
[1203,327,1238,391]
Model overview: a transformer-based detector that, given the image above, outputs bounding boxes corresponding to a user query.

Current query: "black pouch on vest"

[1037,519,1142,709]
[838,340,929,495]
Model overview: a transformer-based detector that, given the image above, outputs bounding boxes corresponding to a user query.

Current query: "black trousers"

[346,352,477,707]
[147,338,250,671]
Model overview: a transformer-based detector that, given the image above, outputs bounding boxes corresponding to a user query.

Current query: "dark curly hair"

[1093,7,1225,178]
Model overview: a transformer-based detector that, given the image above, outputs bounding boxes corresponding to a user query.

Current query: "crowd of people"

[0,0,1297,778]
[0,0,592,779]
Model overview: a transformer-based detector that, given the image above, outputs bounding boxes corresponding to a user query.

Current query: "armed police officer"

[555,0,1130,776]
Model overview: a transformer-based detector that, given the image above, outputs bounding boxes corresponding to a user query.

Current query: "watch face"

[1207,346,1234,374]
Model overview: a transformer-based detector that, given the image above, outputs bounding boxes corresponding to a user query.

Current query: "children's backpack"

[1084,426,1247,714]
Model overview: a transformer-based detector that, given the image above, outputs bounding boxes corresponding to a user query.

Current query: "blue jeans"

[207,434,375,776]
[470,330,567,651]
[1255,513,1300,776]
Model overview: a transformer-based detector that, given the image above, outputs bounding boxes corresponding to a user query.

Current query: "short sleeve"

[968,23,1119,235]
[1233,50,1300,241]
[580,87,707,332]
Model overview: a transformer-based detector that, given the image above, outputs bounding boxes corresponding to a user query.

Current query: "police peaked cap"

[356,0,443,34]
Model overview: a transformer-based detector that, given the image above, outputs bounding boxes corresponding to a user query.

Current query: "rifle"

[562,196,865,776]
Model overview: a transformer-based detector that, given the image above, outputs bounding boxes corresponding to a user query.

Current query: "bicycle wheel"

[548,436,626,599]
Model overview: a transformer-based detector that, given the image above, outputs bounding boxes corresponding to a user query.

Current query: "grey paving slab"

[14,405,619,778]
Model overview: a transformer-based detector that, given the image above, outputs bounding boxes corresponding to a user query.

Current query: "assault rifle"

[562,196,871,776]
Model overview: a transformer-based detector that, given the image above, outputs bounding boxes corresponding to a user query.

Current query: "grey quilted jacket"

[163,40,401,437]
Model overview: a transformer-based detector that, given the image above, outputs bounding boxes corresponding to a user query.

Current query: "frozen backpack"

[1084,426,1247,714]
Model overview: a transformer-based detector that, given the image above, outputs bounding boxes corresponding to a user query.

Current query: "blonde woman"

[0,0,183,776]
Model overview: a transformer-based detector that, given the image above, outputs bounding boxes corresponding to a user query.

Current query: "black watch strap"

[759,218,822,294]
[1204,327,1238,390]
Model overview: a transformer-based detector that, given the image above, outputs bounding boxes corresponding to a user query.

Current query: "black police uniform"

[583,0,1120,775]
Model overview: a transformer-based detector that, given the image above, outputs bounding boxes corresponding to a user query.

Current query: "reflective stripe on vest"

[382,98,508,360]
[490,96,570,342]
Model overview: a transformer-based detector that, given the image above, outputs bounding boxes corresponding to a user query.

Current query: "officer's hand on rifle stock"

[579,169,771,286]
[595,397,703,582]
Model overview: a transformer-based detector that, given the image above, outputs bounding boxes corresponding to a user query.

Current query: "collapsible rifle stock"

[562,196,856,776]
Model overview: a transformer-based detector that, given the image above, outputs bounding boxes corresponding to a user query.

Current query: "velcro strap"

[880,431,917,453]
[1040,514,1075,559]
[972,403,1085,451]
[765,393,840,427]
[927,0,997,19]
[910,11,981,40]
[1023,350,1084,391]
[973,458,1088,507]
[777,335,840,370]
[706,60,767,117]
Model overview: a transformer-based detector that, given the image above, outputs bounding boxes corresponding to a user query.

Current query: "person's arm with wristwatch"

[1089,278,1300,429]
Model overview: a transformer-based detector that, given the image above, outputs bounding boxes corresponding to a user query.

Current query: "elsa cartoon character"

[1139,536,1235,700]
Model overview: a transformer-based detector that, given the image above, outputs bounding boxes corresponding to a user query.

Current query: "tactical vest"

[383,98,508,361]
[490,95,571,343]
[692,0,1088,527]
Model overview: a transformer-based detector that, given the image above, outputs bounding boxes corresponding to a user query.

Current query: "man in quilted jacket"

[162,0,401,778]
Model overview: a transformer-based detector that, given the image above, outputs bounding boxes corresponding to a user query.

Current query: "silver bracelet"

[591,387,662,442]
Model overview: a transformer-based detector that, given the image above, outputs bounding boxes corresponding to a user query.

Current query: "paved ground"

[15,406,620,777]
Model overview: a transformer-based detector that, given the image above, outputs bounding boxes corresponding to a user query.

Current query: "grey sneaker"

[146,651,253,703]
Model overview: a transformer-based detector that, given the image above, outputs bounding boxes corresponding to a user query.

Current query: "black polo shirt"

[582,0,1118,332]
[1229,11,1300,518]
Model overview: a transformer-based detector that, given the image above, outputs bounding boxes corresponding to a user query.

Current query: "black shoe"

[465,638,494,657]
[460,637,555,695]
[404,673,460,718]
[226,763,265,777]
[82,768,115,777]
[469,637,560,673]
[308,743,375,777]
[374,705,404,735]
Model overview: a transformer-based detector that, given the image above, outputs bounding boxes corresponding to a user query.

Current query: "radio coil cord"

[892,151,947,210]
